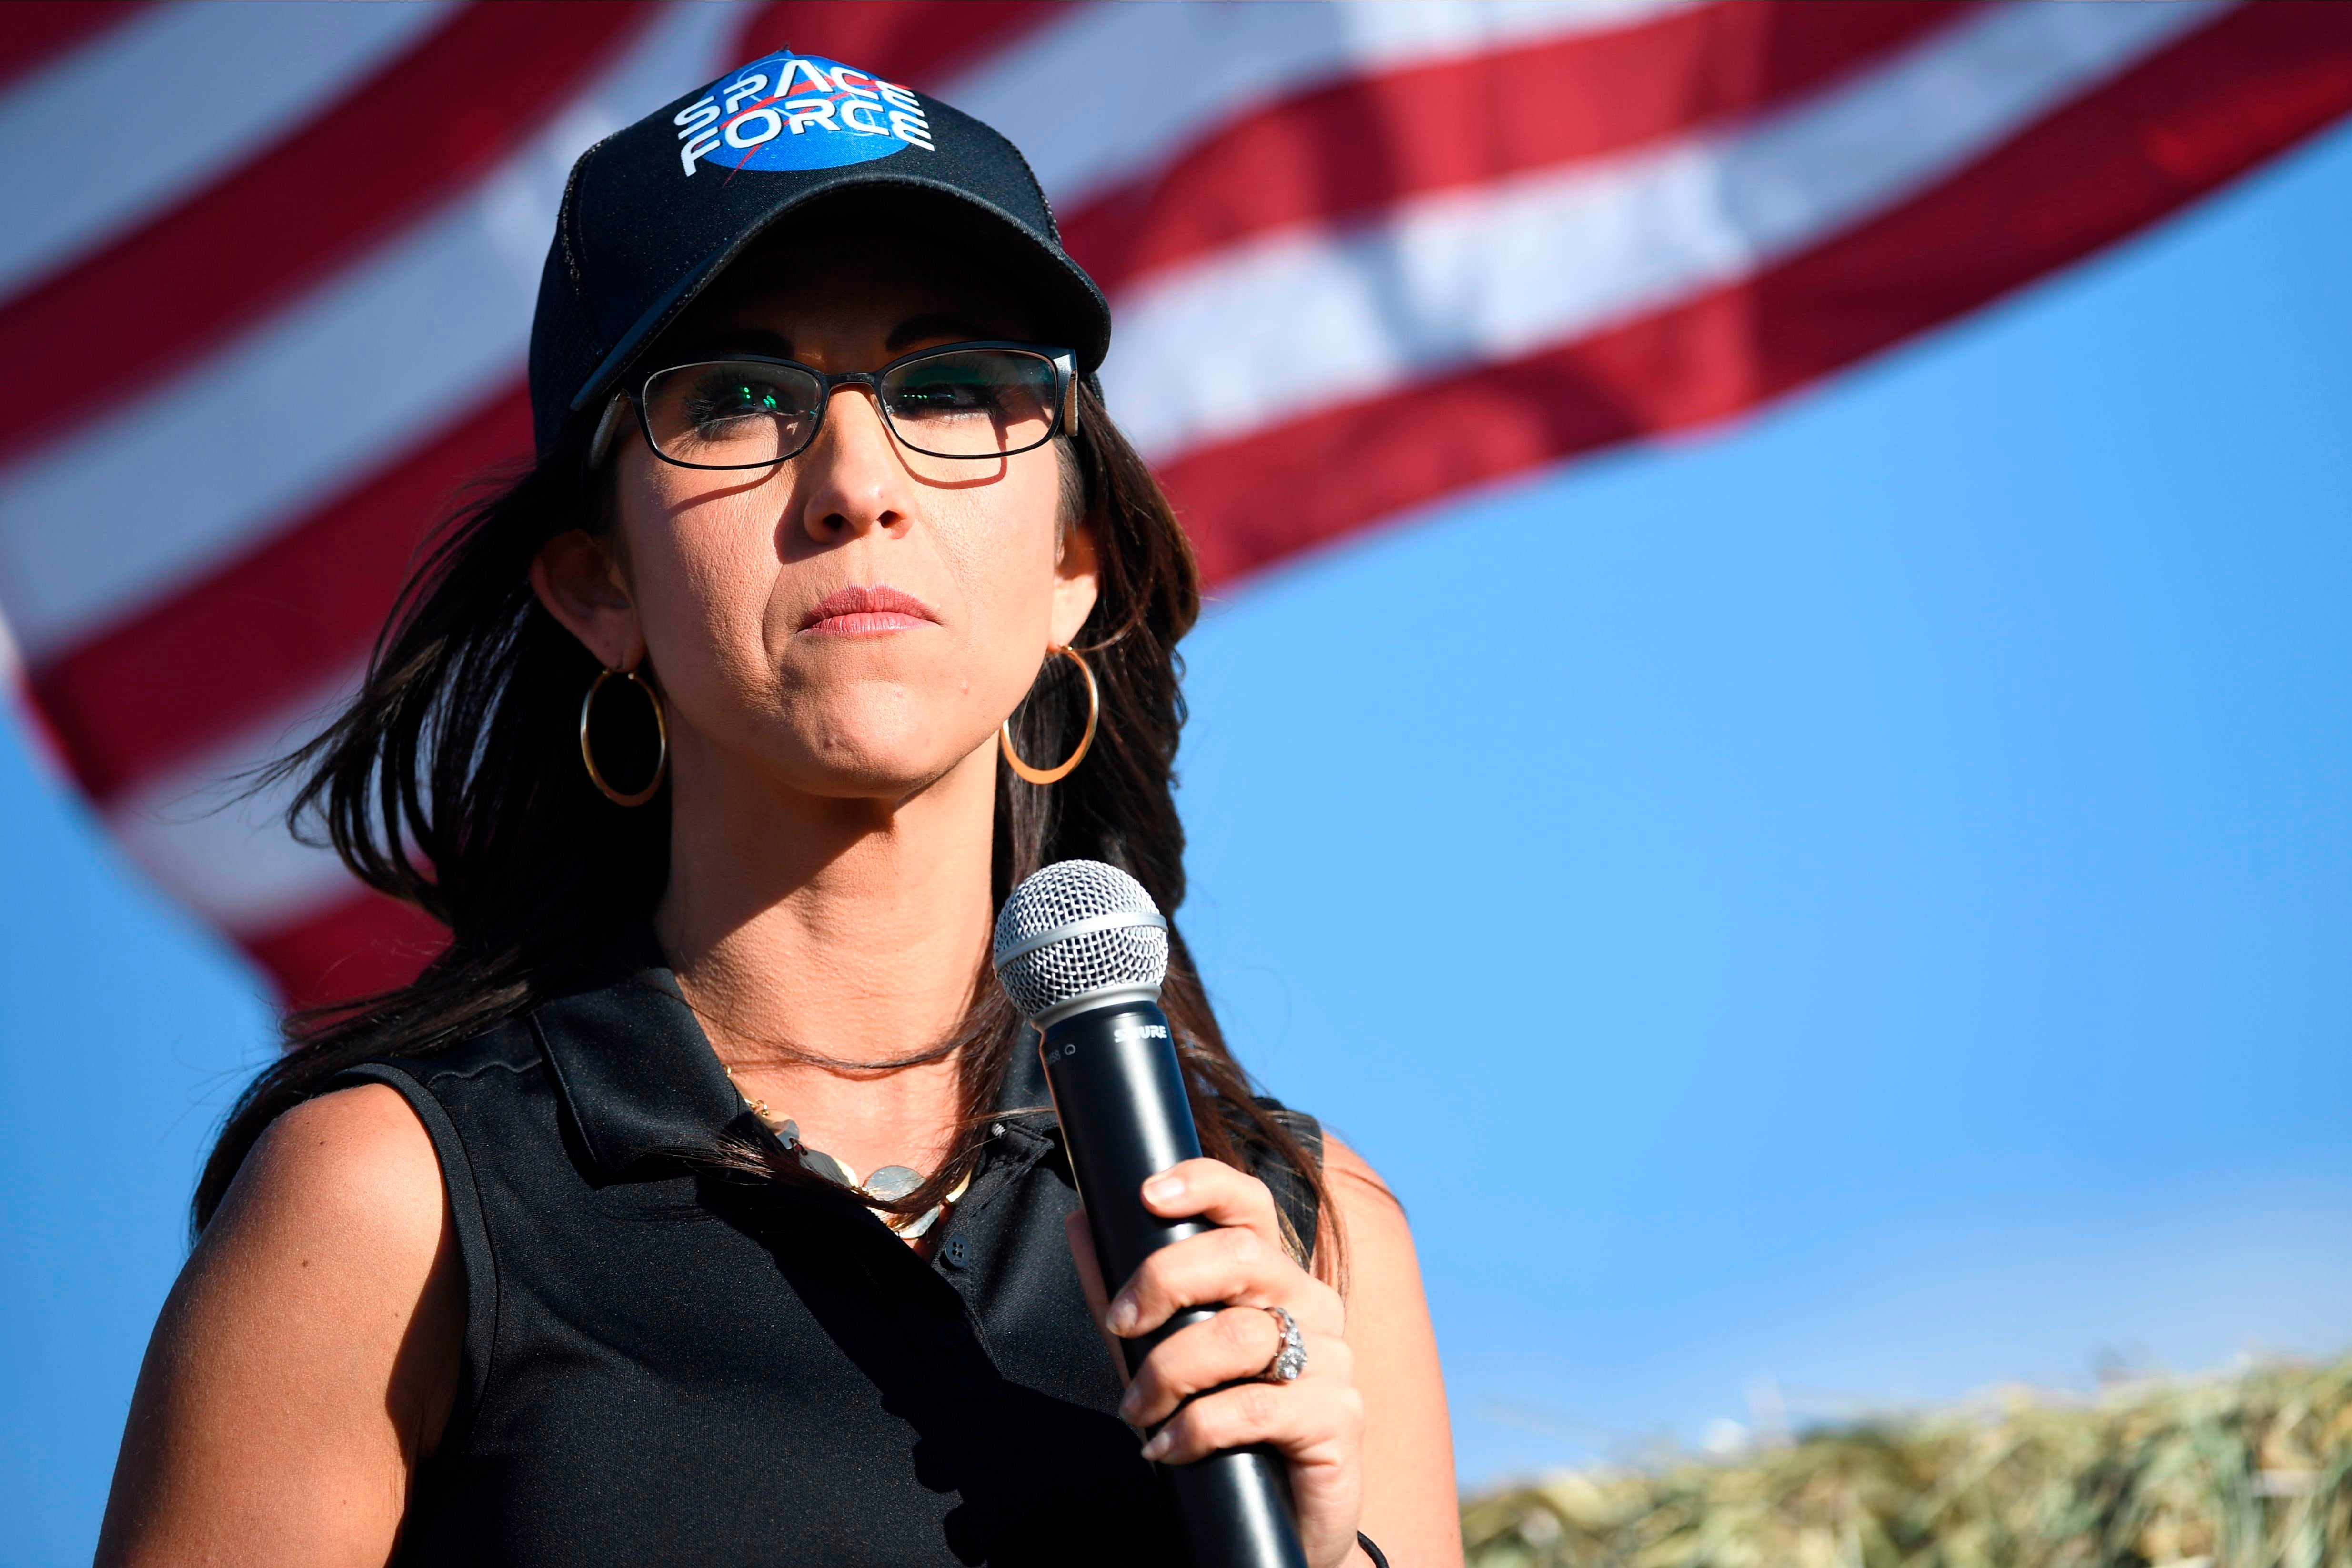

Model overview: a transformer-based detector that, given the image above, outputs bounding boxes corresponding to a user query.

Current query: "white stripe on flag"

[0,0,459,302]
[1102,0,2232,461]
[0,1,753,663]
[944,0,1699,211]
[103,667,364,934]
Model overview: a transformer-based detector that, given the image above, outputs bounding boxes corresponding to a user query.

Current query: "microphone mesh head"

[993,860,1170,1019]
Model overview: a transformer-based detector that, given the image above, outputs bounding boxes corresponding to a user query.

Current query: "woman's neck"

[652,732,998,1178]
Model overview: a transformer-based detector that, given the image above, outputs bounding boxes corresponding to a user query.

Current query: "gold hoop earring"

[999,644,1099,785]
[579,665,668,807]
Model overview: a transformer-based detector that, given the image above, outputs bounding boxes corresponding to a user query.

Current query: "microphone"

[994,861,1309,1568]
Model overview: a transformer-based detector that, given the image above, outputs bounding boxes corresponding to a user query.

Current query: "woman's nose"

[795,383,912,541]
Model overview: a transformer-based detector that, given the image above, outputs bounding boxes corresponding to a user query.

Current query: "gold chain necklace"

[724,1066,970,1238]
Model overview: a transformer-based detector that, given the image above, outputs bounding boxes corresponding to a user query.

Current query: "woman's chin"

[762,729,997,803]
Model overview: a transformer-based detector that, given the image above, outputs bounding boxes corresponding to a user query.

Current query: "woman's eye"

[895,378,999,415]
[689,381,790,423]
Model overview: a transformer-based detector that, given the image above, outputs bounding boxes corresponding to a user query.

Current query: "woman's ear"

[1050,519,1102,649]
[530,530,645,671]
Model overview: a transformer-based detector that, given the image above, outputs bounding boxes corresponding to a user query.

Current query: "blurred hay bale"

[1461,1360,2352,1568]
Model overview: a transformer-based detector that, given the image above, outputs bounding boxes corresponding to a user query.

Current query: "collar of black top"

[531,926,746,1180]
[532,918,1058,1180]
[527,48,1111,461]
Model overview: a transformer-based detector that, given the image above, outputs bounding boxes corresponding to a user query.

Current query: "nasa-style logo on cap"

[673,52,935,177]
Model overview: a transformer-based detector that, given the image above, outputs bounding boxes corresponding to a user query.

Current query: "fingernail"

[1143,1174,1184,1205]
[1118,1387,1140,1422]
[1140,1430,1170,1460]
[1107,1297,1137,1334]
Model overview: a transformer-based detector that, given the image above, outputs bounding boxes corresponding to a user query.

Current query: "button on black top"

[331,926,1317,1566]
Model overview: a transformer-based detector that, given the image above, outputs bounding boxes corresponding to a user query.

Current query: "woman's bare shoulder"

[97,1085,457,1565]
[1321,1136,1407,1238]
[231,1082,445,1228]
[177,1079,454,1396]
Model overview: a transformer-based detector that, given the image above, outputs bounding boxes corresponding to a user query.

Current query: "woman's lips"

[798,584,942,637]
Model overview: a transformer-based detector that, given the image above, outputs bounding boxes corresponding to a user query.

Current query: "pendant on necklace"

[860,1162,944,1238]
[744,1099,963,1237]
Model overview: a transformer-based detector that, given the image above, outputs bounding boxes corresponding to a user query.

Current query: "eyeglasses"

[622,341,1076,470]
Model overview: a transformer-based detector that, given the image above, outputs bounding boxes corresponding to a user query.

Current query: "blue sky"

[3,117,2348,1562]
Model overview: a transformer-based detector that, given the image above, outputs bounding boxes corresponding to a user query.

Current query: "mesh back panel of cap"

[993,861,1169,1019]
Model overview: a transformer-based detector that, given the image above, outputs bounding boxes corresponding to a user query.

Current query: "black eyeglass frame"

[606,340,1080,471]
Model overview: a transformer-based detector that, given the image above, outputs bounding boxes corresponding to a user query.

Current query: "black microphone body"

[1039,996,1311,1568]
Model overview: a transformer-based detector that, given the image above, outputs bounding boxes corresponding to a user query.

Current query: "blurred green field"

[1461,1360,2352,1568]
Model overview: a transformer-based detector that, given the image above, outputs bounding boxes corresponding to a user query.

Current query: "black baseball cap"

[527,49,1112,460]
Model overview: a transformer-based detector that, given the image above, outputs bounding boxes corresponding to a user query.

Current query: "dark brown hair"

[193,380,1337,1278]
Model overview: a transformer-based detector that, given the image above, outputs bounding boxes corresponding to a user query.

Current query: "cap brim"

[567,176,1111,418]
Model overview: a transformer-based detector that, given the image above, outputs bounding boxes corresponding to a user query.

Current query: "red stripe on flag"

[729,0,1072,90]
[0,1,651,468]
[0,0,148,94]
[241,889,449,1014]
[1065,0,1979,297]
[24,0,1072,806]
[1160,0,2352,589]
[32,383,534,804]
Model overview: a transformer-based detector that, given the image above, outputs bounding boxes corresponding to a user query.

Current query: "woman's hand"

[1065,1158,1367,1568]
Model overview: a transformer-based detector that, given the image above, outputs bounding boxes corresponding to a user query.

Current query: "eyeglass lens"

[641,350,1060,468]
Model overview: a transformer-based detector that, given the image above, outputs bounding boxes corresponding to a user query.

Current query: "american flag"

[1,0,2345,1009]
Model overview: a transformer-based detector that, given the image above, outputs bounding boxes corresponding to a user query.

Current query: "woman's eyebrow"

[672,326,794,360]
[887,312,1001,350]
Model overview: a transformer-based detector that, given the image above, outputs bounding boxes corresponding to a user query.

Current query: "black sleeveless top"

[335,932,1320,1566]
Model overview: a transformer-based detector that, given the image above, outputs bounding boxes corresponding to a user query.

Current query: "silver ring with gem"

[1260,1305,1307,1384]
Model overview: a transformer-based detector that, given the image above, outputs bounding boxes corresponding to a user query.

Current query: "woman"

[97,49,1457,1568]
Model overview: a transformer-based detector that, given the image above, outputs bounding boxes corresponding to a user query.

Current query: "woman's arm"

[1324,1138,1461,1567]
[96,1084,462,1567]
